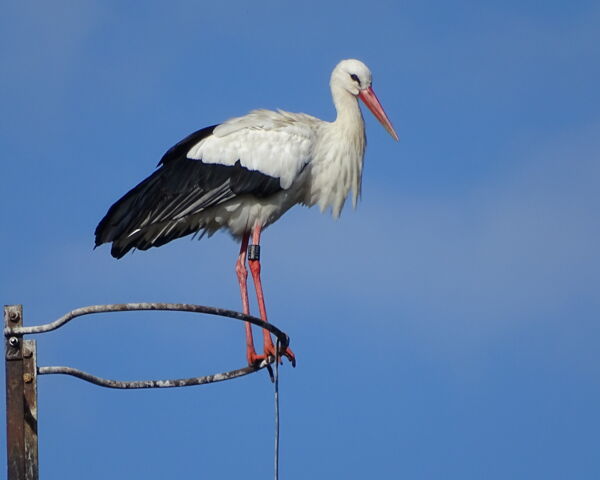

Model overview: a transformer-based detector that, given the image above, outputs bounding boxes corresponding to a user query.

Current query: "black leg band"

[248,244,260,261]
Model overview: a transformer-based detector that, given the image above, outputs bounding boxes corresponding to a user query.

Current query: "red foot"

[247,341,296,367]
[281,346,296,367]
[264,335,296,367]
[246,349,268,366]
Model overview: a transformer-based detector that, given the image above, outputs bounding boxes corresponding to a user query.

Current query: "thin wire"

[274,340,280,480]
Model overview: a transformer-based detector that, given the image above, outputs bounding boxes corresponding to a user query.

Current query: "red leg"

[248,224,296,366]
[235,232,265,365]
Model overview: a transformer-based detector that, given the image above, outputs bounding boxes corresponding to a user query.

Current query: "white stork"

[95,59,398,366]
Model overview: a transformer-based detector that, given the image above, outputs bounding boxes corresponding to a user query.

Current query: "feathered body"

[95,59,396,258]
[187,107,365,231]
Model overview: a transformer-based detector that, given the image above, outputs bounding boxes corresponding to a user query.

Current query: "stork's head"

[331,59,399,141]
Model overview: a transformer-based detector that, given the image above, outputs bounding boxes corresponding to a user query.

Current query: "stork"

[95,59,398,366]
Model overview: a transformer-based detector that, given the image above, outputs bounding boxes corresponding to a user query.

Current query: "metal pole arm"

[4,303,289,351]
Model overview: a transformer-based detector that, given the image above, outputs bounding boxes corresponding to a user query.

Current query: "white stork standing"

[95,59,398,366]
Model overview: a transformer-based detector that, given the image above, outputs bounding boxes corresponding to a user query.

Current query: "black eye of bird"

[349,73,360,85]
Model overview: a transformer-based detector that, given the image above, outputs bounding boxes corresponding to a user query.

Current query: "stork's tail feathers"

[96,175,162,258]
[94,169,205,258]
[95,126,220,258]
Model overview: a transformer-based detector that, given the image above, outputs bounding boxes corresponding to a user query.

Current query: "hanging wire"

[274,340,281,480]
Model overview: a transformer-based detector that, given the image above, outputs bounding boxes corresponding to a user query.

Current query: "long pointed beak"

[358,86,399,141]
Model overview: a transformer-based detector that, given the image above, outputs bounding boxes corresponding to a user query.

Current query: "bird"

[95,59,398,367]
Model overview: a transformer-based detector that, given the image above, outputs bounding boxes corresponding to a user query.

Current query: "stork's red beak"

[358,86,399,141]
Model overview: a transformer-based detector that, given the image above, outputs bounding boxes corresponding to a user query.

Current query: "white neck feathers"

[305,86,366,218]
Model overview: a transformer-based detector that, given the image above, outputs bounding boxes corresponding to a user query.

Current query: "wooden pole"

[5,304,25,480]
[23,339,38,480]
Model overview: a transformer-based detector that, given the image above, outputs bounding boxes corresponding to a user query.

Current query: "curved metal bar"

[38,363,274,389]
[4,303,289,350]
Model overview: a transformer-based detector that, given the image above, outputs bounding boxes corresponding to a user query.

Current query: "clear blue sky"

[2,1,599,478]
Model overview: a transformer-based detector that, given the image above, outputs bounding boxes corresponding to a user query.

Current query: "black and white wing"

[95,111,318,258]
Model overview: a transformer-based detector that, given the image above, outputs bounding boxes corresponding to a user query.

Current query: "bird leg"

[235,232,265,365]
[248,225,296,366]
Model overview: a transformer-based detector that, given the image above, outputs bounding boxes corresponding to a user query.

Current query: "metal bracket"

[6,307,22,361]
[4,302,291,479]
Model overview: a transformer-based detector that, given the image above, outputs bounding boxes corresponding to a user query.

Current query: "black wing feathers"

[95,124,283,258]
[158,125,218,167]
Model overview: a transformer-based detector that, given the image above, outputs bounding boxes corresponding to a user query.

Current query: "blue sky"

[2,1,599,478]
